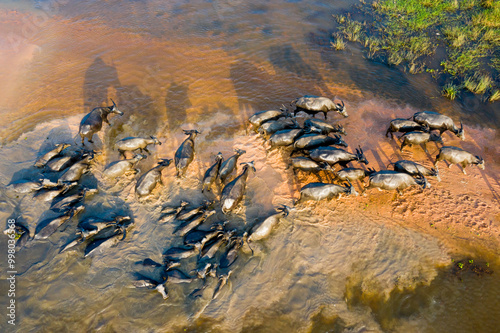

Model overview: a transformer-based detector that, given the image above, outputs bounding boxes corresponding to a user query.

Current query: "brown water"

[1,0,500,332]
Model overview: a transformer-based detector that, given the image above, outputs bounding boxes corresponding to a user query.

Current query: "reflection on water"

[0,0,500,332]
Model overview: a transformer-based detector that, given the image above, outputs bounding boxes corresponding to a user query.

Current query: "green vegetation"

[442,82,460,99]
[333,0,500,101]
[336,15,364,42]
[489,89,500,102]
[452,258,494,280]
[463,73,492,94]
[331,34,346,50]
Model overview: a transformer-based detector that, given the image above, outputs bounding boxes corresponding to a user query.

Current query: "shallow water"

[1,0,500,332]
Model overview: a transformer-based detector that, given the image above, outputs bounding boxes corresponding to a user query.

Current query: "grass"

[331,34,346,50]
[489,89,500,102]
[441,48,484,75]
[463,73,491,94]
[442,25,468,48]
[492,57,500,71]
[333,0,500,101]
[337,16,364,42]
[442,82,460,99]
[364,36,382,58]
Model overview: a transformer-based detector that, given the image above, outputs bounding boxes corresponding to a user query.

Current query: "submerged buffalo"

[35,205,85,240]
[292,95,347,119]
[7,178,58,194]
[248,107,287,129]
[220,161,255,214]
[135,159,172,197]
[247,205,291,242]
[220,233,248,268]
[104,154,146,179]
[175,130,199,178]
[50,188,98,213]
[202,153,224,193]
[58,153,96,183]
[34,143,71,168]
[296,181,357,204]
[219,149,246,184]
[258,117,299,138]
[173,209,216,237]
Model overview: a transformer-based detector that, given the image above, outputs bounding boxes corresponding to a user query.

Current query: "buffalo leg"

[434,154,443,167]
[313,171,322,182]
[461,162,467,175]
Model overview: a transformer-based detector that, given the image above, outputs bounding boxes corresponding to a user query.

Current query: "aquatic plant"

[489,89,500,102]
[337,16,364,42]
[452,258,493,280]
[331,34,346,50]
[442,82,460,100]
[332,0,500,101]
[463,73,491,94]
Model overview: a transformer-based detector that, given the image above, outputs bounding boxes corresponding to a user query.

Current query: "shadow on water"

[83,57,121,111]
[230,59,279,110]
[326,49,434,110]
[82,57,161,152]
[268,44,330,96]
[229,56,331,126]
[230,59,285,129]
[164,82,191,132]
[459,92,500,129]
[115,84,159,135]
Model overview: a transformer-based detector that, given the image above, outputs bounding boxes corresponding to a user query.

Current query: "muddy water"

[1,0,500,332]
